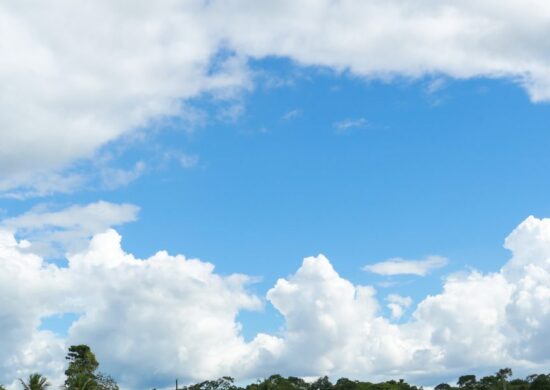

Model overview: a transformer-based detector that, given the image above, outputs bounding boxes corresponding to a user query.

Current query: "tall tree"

[497,368,513,390]
[19,373,50,390]
[64,344,118,390]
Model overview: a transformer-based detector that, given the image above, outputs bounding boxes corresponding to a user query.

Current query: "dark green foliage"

[458,375,477,389]
[530,375,550,390]
[95,373,119,390]
[19,373,50,390]
[311,377,333,390]
[63,345,118,390]
[65,345,99,389]
[186,376,238,390]
[6,361,550,390]
[478,375,499,390]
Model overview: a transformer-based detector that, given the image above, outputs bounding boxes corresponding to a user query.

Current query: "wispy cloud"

[333,118,368,133]
[282,109,301,121]
[363,255,448,276]
[2,201,139,257]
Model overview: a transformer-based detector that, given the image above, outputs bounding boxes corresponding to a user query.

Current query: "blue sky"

[3,2,550,389]
[18,58,550,338]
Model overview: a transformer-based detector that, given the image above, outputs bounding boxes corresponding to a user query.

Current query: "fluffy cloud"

[3,0,550,193]
[4,216,550,388]
[363,255,448,276]
[0,228,268,389]
[0,0,248,193]
[386,294,413,320]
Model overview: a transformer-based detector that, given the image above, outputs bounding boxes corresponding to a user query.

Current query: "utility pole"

[176,379,179,390]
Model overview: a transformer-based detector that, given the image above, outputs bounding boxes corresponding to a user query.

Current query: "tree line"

[3,345,550,390]
[177,369,550,390]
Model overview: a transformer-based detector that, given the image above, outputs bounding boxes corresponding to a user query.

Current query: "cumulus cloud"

[363,256,449,276]
[0,228,268,389]
[3,0,550,193]
[4,216,550,388]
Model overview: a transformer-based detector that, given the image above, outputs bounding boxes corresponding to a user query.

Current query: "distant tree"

[496,369,513,390]
[435,384,452,390]
[508,379,528,390]
[96,374,119,390]
[188,377,238,390]
[19,373,50,390]
[496,369,512,382]
[287,376,310,390]
[530,375,550,390]
[335,378,358,390]
[311,377,333,390]
[478,376,499,390]
[458,376,477,389]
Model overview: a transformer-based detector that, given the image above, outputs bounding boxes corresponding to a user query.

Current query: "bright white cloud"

[3,1,550,193]
[363,255,448,276]
[2,201,139,257]
[4,215,550,388]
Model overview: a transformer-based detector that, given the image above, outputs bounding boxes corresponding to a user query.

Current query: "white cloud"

[4,215,550,388]
[363,256,449,276]
[333,118,368,134]
[282,109,301,121]
[3,1,550,194]
[98,161,146,190]
[180,153,200,169]
[386,294,413,320]
[0,1,248,193]
[2,201,139,257]
[0,228,268,389]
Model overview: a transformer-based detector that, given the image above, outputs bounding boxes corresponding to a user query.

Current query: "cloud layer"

[2,215,550,388]
[3,0,550,193]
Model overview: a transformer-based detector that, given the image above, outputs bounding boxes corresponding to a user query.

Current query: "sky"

[2,1,550,389]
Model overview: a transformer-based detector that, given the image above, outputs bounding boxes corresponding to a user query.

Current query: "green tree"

[496,368,513,390]
[530,375,550,390]
[96,374,119,390]
[335,378,358,390]
[19,373,50,390]
[64,344,118,390]
[65,345,99,389]
[311,377,333,390]
[458,376,477,389]
[434,384,452,390]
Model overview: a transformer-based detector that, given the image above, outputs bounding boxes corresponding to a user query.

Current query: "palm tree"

[19,373,50,390]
